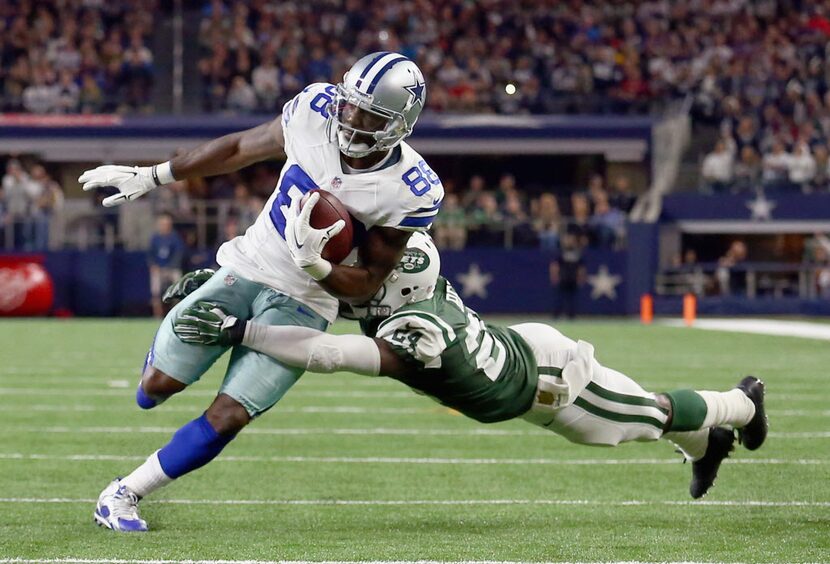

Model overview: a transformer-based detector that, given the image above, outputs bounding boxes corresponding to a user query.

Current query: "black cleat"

[690,427,735,499]
[736,376,767,451]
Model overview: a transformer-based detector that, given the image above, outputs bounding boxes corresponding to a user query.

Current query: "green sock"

[665,389,708,431]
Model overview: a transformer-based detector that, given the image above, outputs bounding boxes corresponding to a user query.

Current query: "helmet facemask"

[327,84,411,158]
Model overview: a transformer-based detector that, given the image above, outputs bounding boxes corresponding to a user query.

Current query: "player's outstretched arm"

[79,118,285,207]
[172,301,407,377]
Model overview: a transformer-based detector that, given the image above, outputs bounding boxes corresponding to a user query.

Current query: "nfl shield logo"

[224,273,237,286]
[330,176,342,190]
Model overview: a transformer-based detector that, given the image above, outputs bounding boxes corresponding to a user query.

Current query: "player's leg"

[514,322,765,497]
[135,267,257,409]
[94,269,262,531]
[94,392,247,532]
[97,289,328,531]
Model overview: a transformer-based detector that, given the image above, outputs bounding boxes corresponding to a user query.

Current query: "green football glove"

[173,301,246,347]
[161,269,216,305]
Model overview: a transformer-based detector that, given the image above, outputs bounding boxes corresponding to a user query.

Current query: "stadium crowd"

[0,158,64,250]
[692,2,830,193]
[0,0,156,114]
[196,0,830,118]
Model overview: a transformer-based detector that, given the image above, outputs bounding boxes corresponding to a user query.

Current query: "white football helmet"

[327,52,427,158]
[344,232,440,319]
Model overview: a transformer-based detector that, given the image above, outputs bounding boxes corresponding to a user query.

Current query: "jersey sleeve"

[375,310,456,368]
[393,157,445,233]
[397,187,444,232]
[280,82,336,148]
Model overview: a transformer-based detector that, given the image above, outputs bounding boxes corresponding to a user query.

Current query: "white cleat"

[93,478,148,532]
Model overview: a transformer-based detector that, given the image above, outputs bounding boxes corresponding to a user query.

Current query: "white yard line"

[0,387,416,399]
[1,560,813,564]
[4,404,439,415]
[0,425,826,439]
[0,452,823,465]
[0,403,823,418]
[0,497,827,509]
[662,317,830,341]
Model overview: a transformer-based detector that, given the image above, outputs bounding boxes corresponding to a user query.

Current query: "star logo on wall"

[746,193,776,221]
[456,263,493,299]
[587,265,622,300]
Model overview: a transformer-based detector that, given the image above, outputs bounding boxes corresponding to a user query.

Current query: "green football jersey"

[365,276,538,423]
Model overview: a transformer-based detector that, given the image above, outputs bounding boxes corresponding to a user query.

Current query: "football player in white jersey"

[174,233,768,501]
[79,52,444,532]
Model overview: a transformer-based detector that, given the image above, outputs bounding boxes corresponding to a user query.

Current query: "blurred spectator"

[22,71,58,114]
[152,179,194,221]
[586,174,605,204]
[608,175,635,212]
[716,240,748,296]
[461,175,489,211]
[148,214,186,318]
[29,165,63,250]
[2,160,36,248]
[811,145,830,192]
[496,173,519,205]
[79,74,104,113]
[252,53,281,111]
[762,141,792,191]
[788,141,816,192]
[589,191,625,249]
[226,76,258,113]
[732,146,761,193]
[502,192,537,248]
[432,193,466,250]
[467,192,503,247]
[701,140,733,193]
[566,193,592,248]
[549,233,586,319]
[533,193,562,252]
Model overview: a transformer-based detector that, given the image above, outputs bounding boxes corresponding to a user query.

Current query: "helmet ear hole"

[400,287,412,296]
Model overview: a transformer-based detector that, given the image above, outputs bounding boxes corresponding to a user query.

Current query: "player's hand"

[162,269,216,305]
[79,165,159,207]
[173,301,246,347]
[281,192,345,279]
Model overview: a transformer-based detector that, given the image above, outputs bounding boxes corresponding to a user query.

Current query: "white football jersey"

[216,82,444,322]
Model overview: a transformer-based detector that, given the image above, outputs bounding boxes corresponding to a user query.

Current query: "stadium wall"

[0,238,657,317]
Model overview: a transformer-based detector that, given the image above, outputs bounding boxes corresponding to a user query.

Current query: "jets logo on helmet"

[344,233,440,320]
[327,52,427,158]
[399,248,430,274]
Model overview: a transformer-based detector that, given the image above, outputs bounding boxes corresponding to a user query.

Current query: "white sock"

[664,429,709,461]
[698,389,755,429]
[121,451,173,498]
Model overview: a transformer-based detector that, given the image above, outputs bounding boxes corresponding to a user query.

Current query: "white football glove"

[79,163,170,207]
[281,192,345,280]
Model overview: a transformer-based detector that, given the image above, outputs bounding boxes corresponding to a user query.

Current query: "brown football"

[300,189,354,264]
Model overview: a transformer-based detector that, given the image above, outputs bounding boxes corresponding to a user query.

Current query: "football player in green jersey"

[173,233,767,499]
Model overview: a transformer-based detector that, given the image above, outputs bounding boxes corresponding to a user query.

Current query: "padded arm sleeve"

[242,322,381,376]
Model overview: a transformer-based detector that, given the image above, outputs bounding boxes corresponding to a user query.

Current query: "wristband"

[302,258,332,281]
[151,161,176,186]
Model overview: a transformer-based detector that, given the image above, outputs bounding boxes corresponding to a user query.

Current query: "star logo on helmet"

[404,80,425,107]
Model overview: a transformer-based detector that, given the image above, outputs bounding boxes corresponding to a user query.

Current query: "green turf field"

[0,318,828,563]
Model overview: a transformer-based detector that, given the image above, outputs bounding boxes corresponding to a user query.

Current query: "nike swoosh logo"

[432,197,441,205]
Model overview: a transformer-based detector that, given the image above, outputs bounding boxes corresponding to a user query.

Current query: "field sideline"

[0,318,828,563]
